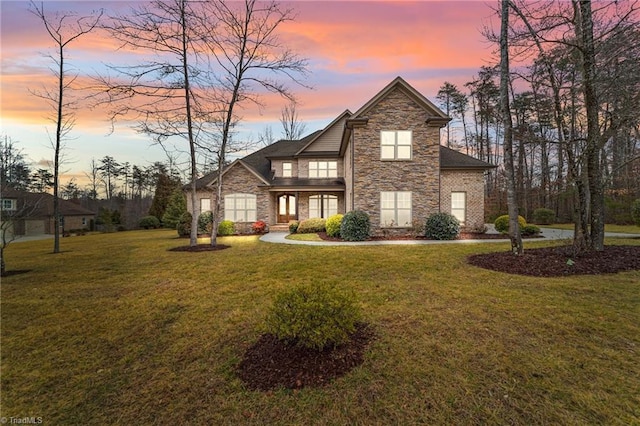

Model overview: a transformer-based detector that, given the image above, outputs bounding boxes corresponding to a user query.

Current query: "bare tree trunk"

[501,0,523,254]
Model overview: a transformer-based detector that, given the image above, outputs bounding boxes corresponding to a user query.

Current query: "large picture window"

[224,193,257,222]
[309,161,337,178]
[309,194,338,219]
[381,130,412,160]
[380,191,412,227]
[451,192,466,224]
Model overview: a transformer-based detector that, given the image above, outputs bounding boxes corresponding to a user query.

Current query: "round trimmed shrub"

[252,220,267,234]
[522,224,541,236]
[325,214,344,237]
[288,220,299,234]
[264,282,361,351]
[340,210,370,241]
[494,214,527,233]
[139,215,160,229]
[632,199,640,227]
[176,212,192,237]
[532,208,555,225]
[217,220,235,236]
[297,218,326,234]
[198,211,213,234]
[424,212,460,240]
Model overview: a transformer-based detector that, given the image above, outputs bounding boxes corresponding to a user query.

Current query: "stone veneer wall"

[440,170,486,231]
[352,87,441,234]
[296,192,345,221]
[271,159,298,178]
[297,158,344,179]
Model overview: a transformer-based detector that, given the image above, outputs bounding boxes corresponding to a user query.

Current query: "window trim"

[380,191,412,228]
[380,130,412,160]
[224,193,257,222]
[308,160,338,178]
[308,194,338,219]
[1,199,17,211]
[451,191,466,225]
[199,198,211,214]
[282,162,292,178]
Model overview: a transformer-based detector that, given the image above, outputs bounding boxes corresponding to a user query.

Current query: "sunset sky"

[1,0,498,184]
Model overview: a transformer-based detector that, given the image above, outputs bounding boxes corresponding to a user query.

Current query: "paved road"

[260,227,638,246]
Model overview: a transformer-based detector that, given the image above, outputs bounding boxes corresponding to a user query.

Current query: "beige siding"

[303,115,348,152]
[440,170,486,231]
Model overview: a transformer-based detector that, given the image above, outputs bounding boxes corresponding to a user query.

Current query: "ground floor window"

[200,198,211,214]
[309,194,338,219]
[224,193,257,222]
[451,192,466,224]
[380,191,412,227]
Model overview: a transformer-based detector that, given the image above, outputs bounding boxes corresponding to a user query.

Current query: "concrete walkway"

[260,226,638,246]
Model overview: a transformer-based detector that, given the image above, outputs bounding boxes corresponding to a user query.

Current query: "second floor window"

[282,162,292,178]
[381,130,412,160]
[1,199,17,211]
[309,161,337,178]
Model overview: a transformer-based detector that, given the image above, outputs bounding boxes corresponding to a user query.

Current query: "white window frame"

[309,160,337,178]
[309,194,338,219]
[282,162,292,178]
[224,193,257,222]
[199,198,211,214]
[451,192,466,224]
[380,191,412,227]
[1,199,17,211]
[380,130,412,160]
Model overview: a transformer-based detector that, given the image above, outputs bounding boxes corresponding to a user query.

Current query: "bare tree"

[29,1,103,254]
[280,100,307,140]
[500,0,523,255]
[202,0,308,247]
[258,125,276,147]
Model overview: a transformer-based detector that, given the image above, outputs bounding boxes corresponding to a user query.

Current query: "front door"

[277,194,296,223]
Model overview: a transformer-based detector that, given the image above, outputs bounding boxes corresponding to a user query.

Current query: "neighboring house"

[189,77,494,234]
[0,189,95,238]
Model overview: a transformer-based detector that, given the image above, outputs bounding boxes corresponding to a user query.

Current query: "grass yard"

[547,223,640,234]
[1,230,639,424]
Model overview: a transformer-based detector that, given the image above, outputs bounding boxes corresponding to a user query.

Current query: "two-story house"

[190,77,494,234]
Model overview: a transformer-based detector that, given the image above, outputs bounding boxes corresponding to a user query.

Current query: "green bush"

[532,208,555,225]
[198,211,213,234]
[176,212,192,237]
[424,212,460,240]
[297,217,326,234]
[288,220,299,234]
[264,282,361,351]
[325,214,344,237]
[217,220,235,236]
[631,199,640,227]
[494,214,527,233]
[340,210,370,241]
[522,224,541,236]
[139,215,161,229]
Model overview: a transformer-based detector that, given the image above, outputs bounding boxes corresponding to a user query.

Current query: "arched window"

[309,194,338,219]
[224,193,257,222]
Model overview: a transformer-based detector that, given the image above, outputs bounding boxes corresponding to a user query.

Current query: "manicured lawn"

[547,223,640,234]
[2,230,639,424]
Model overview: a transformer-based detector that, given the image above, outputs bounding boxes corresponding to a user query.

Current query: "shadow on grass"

[1,269,33,278]
[168,244,231,252]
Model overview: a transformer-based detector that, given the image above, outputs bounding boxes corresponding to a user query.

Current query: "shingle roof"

[439,146,496,169]
[1,190,95,217]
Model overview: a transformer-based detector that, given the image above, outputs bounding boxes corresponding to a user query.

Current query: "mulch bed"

[468,245,640,277]
[237,323,375,391]
[317,231,539,241]
[168,244,230,252]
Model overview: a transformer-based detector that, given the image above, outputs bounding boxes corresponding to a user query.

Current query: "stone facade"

[352,87,441,234]
[440,170,486,231]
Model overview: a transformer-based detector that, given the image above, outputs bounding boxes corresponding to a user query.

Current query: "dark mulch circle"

[168,244,230,252]
[237,323,375,391]
[468,245,640,277]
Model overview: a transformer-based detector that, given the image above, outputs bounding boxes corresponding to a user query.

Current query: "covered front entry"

[277,194,296,223]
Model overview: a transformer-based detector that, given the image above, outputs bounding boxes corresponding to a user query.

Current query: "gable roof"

[440,146,496,169]
[1,190,95,217]
[350,76,450,122]
[295,110,352,156]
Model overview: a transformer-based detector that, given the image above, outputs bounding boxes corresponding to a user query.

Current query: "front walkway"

[260,226,638,246]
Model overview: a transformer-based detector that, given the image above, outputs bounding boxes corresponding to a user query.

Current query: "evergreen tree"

[148,172,181,221]
[162,189,187,228]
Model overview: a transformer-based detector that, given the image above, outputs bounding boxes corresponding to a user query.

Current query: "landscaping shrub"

[198,211,213,234]
[264,282,361,351]
[139,215,161,229]
[532,208,555,225]
[424,212,460,240]
[176,212,192,237]
[217,220,235,236]
[297,218,326,234]
[631,199,640,227]
[325,214,344,237]
[252,220,267,234]
[522,224,541,236]
[494,214,527,233]
[340,210,370,241]
[288,220,299,234]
